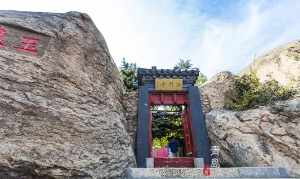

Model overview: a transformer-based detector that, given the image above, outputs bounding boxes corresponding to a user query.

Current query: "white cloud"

[1,0,300,77]
[187,0,300,76]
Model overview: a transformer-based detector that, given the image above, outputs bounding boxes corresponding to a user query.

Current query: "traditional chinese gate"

[136,67,210,168]
[149,92,194,167]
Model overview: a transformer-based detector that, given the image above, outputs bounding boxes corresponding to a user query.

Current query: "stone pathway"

[126,167,292,178]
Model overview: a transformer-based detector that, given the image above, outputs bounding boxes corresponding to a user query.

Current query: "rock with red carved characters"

[0,11,135,178]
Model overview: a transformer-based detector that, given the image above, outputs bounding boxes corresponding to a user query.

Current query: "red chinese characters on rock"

[0,26,6,48]
[15,36,39,55]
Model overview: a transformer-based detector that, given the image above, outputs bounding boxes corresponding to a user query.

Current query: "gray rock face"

[123,91,138,144]
[206,98,300,177]
[200,71,236,112]
[0,11,135,178]
[241,40,300,90]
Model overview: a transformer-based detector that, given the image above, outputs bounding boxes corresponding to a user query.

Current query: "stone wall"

[199,92,211,113]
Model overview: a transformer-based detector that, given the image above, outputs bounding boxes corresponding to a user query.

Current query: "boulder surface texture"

[206,98,300,177]
[0,11,135,179]
[242,40,300,90]
[200,71,235,112]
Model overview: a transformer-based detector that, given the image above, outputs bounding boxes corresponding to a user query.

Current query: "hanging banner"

[155,78,183,91]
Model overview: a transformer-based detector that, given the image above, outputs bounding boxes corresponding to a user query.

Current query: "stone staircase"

[126,167,293,178]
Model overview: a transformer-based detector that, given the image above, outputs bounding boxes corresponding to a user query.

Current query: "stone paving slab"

[126,167,291,178]
[238,167,289,178]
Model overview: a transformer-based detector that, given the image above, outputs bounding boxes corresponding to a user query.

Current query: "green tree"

[196,72,207,86]
[151,105,184,149]
[174,59,192,70]
[174,59,207,86]
[119,58,137,91]
[225,73,296,110]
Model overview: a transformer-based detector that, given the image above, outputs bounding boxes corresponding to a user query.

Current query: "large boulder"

[206,98,300,177]
[200,71,235,112]
[123,91,138,143]
[0,11,135,178]
[241,40,300,90]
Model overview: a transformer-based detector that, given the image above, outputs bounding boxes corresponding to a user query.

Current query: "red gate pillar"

[181,109,193,156]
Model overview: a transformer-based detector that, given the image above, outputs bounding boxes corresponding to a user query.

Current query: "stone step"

[126,167,291,178]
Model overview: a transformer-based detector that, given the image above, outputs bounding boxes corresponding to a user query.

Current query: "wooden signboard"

[155,78,183,91]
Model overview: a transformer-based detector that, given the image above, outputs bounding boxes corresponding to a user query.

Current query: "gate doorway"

[149,92,194,167]
[136,67,210,168]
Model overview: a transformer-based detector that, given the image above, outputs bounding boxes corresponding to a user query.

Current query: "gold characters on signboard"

[155,78,183,91]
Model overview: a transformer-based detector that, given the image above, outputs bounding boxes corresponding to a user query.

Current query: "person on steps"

[168,137,179,157]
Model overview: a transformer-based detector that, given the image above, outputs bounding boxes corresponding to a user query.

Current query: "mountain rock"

[206,98,300,177]
[200,71,235,112]
[242,40,300,90]
[123,91,138,144]
[202,42,300,176]
[0,11,135,179]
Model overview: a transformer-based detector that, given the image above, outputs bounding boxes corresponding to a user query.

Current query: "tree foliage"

[151,105,184,149]
[152,136,169,149]
[174,59,193,70]
[196,72,208,86]
[151,106,183,138]
[174,59,207,86]
[119,58,137,91]
[225,73,296,110]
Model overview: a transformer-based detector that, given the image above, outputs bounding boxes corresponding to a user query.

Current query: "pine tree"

[174,59,192,70]
[174,59,207,86]
[119,58,137,91]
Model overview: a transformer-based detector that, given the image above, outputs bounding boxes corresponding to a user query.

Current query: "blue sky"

[1,0,300,77]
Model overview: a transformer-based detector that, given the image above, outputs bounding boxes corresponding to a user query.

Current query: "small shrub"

[152,137,168,149]
[196,72,207,87]
[119,58,138,91]
[225,73,296,111]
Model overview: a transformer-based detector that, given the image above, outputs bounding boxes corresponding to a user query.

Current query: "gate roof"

[137,66,199,86]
